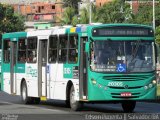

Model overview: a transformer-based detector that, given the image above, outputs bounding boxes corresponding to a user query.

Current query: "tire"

[70,85,83,111]
[65,100,70,108]
[121,101,136,113]
[21,81,32,104]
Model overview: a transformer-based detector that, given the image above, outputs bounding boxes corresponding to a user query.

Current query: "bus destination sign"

[92,26,154,37]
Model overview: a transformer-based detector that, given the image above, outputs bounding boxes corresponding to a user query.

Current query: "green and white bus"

[1,24,157,112]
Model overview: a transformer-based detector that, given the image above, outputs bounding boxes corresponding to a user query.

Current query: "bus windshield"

[90,40,154,73]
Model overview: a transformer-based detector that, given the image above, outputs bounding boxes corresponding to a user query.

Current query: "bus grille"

[109,86,142,89]
[103,74,152,81]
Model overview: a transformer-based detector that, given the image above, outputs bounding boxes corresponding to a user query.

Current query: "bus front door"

[10,41,17,94]
[38,40,47,97]
[79,37,88,100]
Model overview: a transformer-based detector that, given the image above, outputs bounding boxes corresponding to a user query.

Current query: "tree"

[156,26,160,44]
[0,4,25,34]
[132,2,153,25]
[63,0,81,12]
[96,0,133,23]
[75,3,98,24]
[60,7,76,25]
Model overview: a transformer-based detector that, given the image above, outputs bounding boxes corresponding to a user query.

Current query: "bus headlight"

[152,80,157,84]
[91,78,97,85]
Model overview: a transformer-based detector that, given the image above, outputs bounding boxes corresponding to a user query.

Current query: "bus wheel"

[21,82,32,104]
[70,85,83,111]
[65,100,70,108]
[121,101,136,113]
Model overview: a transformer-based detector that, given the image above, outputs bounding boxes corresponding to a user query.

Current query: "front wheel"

[70,85,83,111]
[121,101,136,113]
[21,82,32,104]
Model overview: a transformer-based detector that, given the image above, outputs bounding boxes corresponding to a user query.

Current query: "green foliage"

[79,7,89,24]
[63,0,81,12]
[132,3,153,25]
[96,0,133,23]
[156,26,160,44]
[0,3,24,34]
[60,7,76,25]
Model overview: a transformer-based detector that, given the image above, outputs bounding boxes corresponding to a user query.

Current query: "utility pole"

[89,0,92,24]
[153,0,155,31]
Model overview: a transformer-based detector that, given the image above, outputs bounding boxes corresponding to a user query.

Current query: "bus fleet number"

[108,82,123,87]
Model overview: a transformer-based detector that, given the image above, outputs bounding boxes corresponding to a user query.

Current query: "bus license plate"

[121,92,132,97]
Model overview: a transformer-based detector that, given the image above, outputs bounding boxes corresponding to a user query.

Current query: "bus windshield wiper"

[131,40,141,62]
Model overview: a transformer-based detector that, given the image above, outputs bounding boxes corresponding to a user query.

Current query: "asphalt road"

[0,91,160,120]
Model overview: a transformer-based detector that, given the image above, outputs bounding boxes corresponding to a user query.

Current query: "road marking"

[0,100,69,114]
[0,101,14,105]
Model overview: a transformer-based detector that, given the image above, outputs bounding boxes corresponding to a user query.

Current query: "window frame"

[68,34,78,64]
[26,36,38,63]
[3,39,11,63]
[58,34,68,63]
[48,35,58,63]
[17,37,27,63]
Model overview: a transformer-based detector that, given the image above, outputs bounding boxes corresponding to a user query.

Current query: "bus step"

[40,96,47,101]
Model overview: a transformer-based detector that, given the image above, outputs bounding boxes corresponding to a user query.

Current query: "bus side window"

[27,37,37,63]
[48,36,58,63]
[18,38,26,63]
[68,35,78,63]
[3,39,10,63]
[58,35,67,63]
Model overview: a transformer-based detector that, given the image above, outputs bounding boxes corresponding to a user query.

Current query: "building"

[96,0,113,7]
[1,0,63,24]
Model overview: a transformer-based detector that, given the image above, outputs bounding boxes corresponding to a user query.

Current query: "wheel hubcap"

[71,90,76,104]
[22,86,26,100]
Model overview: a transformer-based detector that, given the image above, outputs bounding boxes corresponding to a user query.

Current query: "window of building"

[18,38,26,63]
[38,6,41,13]
[58,35,68,63]
[68,35,78,63]
[48,36,58,63]
[27,37,37,63]
[42,6,44,9]
[3,39,10,63]
[52,5,55,9]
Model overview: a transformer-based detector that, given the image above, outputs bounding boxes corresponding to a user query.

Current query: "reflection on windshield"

[90,40,154,73]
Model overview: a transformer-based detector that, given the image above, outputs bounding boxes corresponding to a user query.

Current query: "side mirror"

[155,43,159,63]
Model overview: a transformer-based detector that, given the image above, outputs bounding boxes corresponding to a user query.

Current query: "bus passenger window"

[58,35,67,63]
[48,36,58,63]
[68,35,78,63]
[27,37,37,63]
[3,40,10,63]
[18,38,26,63]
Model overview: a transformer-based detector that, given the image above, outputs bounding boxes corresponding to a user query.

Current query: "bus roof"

[88,23,153,29]
[2,32,27,39]
[27,29,52,37]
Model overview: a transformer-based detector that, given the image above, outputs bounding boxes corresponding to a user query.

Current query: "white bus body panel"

[16,73,26,95]
[26,63,39,97]
[3,73,11,94]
